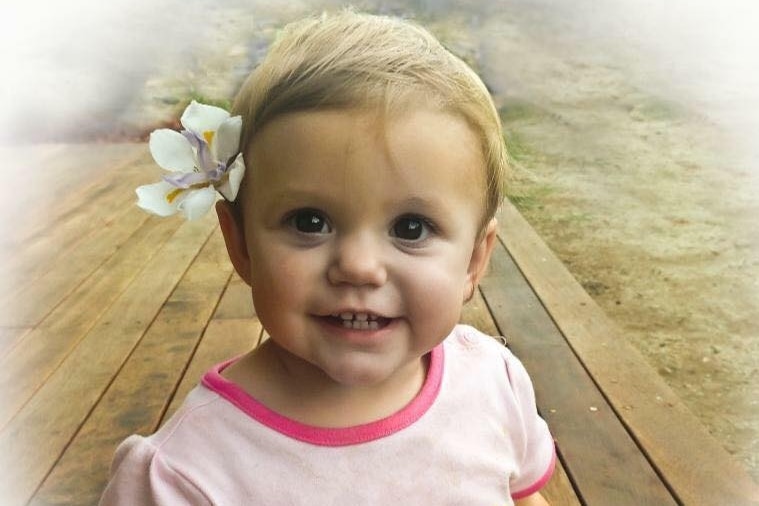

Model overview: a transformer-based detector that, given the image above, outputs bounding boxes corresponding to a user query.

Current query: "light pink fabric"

[100,325,555,505]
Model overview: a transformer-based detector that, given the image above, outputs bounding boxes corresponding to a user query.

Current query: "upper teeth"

[337,312,378,321]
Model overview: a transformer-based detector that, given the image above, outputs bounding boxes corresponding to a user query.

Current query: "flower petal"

[149,129,196,172]
[177,186,218,220]
[215,115,242,163]
[135,181,183,217]
[180,101,230,137]
[217,154,245,201]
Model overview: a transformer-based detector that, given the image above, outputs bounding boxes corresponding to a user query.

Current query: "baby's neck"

[222,340,428,428]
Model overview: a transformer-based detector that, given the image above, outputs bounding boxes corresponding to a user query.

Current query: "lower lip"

[315,316,398,346]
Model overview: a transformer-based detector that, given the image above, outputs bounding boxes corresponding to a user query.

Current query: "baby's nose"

[327,232,387,287]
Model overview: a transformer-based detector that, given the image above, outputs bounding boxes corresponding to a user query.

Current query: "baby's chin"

[317,352,426,390]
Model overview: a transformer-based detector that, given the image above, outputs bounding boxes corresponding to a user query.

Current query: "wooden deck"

[1,143,757,505]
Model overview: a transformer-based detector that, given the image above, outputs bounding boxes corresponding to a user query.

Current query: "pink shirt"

[100,325,555,504]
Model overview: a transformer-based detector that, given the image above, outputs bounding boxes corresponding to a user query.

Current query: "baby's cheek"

[403,266,466,330]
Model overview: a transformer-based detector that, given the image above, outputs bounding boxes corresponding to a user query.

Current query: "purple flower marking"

[162,171,211,189]
[181,129,216,173]
[181,130,200,149]
[162,129,233,192]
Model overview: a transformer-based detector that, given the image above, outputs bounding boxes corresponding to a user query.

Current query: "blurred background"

[1,0,757,478]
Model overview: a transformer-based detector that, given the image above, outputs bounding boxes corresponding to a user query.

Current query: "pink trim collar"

[202,344,444,447]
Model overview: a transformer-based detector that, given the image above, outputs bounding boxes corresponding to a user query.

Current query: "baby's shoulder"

[446,324,515,361]
[107,386,231,476]
[102,389,223,505]
[445,324,534,391]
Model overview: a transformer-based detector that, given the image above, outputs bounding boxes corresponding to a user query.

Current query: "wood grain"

[0,327,27,359]
[162,318,263,423]
[0,213,179,430]
[0,206,150,327]
[29,229,233,506]
[0,145,147,301]
[212,273,256,320]
[0,214,217,506]
[460,287,500,337]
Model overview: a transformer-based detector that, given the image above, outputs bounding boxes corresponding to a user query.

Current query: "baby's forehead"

[246,106,484,171]
[241,107,487,212]
[248,103,479,152]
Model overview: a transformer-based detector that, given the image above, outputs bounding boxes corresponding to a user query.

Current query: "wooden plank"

[481,240,678,505]
[460,287,500,337]
[0,144,147,296]
[0,327,28,358]
[212,273,256,319]
[0,214,217,506]
[0,144,145,247]
[163,318,263,423]
[461,288,581,506]
[29,229,233,506]
[0,144,68,238]
[1,158,148,278]
[541,456,582,506]
[23,144,145,232]
[0,144,101,218]
[497,200,759,505]
[0,157,151,306]
[0,213,180,430]
[0,206,149,327]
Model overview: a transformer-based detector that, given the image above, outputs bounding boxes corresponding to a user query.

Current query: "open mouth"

[324,312,391,330]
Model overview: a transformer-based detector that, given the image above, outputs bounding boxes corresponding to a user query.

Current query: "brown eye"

[391,215,431,242]
[291,209,331,234]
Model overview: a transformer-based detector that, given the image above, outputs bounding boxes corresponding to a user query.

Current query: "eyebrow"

[259,188,349,218]
[262,190,451,219]
[396,196,448,214]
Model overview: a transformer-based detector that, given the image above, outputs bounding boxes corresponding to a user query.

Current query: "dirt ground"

[464,6,759,478]
[16,0,755,479]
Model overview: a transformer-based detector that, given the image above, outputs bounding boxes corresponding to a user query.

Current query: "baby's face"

[238,107,492,386]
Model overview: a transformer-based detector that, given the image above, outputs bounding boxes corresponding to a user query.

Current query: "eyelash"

[286,208,331,235]
[284,209,437,244]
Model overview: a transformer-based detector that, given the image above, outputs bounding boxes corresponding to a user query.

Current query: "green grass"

[498,99,550,124]
[184,90,233,112]
[504,131,532,163]
[506,184,554,212]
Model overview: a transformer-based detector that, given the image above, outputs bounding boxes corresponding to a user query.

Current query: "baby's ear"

[464,218,498,301]
[216,200,252,285]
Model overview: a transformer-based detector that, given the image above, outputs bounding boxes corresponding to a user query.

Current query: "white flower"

[136,101,245,220]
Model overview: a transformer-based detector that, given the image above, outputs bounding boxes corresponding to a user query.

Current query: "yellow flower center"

[166,188,184,204]
[203,130,215,146]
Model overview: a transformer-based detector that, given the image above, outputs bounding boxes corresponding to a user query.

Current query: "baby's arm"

[499,343,555,503]
[515,491,550,506]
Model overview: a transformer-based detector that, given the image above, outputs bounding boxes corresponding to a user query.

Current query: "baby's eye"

[391,215,432,242]
[289,209,331,234]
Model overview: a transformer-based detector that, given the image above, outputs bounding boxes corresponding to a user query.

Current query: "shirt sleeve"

[99,435,212,506]
[502,351,556,499]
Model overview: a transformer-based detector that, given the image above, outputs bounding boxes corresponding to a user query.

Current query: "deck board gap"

[553,447,586,506]
[155,270,235,432]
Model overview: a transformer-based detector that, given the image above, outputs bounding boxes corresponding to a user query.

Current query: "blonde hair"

[232,10,508,225]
